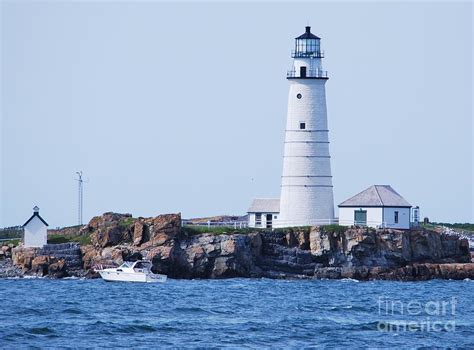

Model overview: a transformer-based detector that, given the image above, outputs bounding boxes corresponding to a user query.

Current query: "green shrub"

[47,234,70,244]
[70,235,92,245]
[47,234,92,245]
[119,217,135,227]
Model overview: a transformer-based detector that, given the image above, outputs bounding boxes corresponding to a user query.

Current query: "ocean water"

[1,278,473,348]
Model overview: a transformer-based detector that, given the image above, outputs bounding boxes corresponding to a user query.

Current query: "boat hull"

[99,270,167,283]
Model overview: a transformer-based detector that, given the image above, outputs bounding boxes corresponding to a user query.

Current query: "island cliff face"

[9,212,474,281]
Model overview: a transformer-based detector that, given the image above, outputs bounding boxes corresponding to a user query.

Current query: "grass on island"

[47,234,92,245]
[1,239,20,246]
[420,222,474,234]
[431,222,474,233]
[321,224,347,235]
[421,223,439,230]
[271,226,311,234]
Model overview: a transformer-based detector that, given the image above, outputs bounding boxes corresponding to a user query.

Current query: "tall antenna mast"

[75,171,88,225]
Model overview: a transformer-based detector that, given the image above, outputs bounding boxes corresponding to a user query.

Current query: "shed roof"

[248,198,280,213]
[338,185,411,208]
[23,212,49,227]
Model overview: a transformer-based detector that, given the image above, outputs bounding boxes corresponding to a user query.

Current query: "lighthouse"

[275,26,335,227]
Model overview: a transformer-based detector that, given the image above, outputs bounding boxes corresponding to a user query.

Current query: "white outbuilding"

[338,185,412,229]
[247,199,280,228]
[23,206,49,247]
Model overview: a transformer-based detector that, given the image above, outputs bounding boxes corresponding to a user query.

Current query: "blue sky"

[1,1,472,227]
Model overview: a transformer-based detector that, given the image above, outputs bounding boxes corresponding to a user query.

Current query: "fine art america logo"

[377,297,457,332]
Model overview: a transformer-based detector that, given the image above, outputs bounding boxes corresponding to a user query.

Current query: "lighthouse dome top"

[296,26,320,40]
[292,26,323,59]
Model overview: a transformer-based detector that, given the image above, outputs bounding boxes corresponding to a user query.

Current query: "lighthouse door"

[300,66,307,78]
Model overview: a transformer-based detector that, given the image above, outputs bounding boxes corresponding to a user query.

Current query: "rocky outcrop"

[314,263,474,281]
[256,229,315,278]
[86,213,134,248]
[12,247,39,272]
[75,217,474,281]
[164,233,263,279]
[5,211,473,281]
[0,258,23,278]
[12,243,83,278]
[309,226,470,268]
[0,243,15,260]
[30,255,68,278]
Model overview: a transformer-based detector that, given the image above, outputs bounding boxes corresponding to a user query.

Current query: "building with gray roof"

[338,185,413,229]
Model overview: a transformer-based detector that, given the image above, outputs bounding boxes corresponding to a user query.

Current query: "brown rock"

[31,255,51,276]
[81,245,97,270]
[48,259,68,278]
[148,213,182,245]
[221,239,236,255]
[147,245,174,274]
[86,212,133,232]
[133,221,145,246]
[285,229,310,249]
[211,256,231,278]
[91,226,130,248]
[12,247,38,271]
[309,227,331,256]
[249,233,262,256]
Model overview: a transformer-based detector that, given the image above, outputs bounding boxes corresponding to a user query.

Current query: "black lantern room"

[292,26,323,58]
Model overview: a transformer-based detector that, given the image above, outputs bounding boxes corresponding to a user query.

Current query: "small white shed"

[247,198,280,228]
[338,185,412,229]
[23,206,49,247]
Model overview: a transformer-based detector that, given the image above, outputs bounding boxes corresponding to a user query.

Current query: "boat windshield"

[134,261,152,269]
[119,262,132,269]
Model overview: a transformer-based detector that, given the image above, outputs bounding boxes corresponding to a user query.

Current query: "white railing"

[182,220,249,229]
[268,218,339,228]
[287,69,328,78]
[337,219,387,228]
[0,238,20,242]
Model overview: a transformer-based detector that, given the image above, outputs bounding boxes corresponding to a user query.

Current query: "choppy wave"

[0,278,472,347]
[27,327,56,335]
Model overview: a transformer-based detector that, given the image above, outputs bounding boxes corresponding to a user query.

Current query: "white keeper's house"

[247,199,280,229]
[23,206,49,248]
[338,185,412,229]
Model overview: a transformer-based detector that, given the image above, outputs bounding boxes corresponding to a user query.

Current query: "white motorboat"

[97,260,167,283]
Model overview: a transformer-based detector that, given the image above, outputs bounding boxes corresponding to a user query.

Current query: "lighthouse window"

[394,211,399,224]
[299,122,306,130]
[296,93,302,99]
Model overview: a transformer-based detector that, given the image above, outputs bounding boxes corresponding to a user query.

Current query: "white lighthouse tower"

[276,26,335,227]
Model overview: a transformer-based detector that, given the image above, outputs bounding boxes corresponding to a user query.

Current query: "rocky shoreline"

[2,212,473,281]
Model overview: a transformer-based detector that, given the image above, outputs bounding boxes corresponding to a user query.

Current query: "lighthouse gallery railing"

[287,69,328,78]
